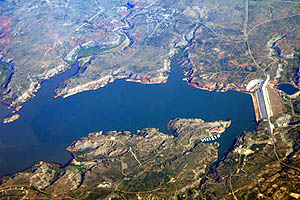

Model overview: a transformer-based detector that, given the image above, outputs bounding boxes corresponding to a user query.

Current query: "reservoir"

[0,59,255,177]
[277,83,299,95]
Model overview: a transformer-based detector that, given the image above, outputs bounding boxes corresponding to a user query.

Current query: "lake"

[277,83,299,95]
[0,59,255,176]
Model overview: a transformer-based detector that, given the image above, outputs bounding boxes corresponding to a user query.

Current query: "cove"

[0,59,255,177]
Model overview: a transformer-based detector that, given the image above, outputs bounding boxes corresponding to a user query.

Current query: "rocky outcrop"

[3,114,20,124]
[30,162,56,190]
[168,118,231,143]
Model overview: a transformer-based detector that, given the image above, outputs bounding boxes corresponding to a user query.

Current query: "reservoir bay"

[0,59,255,176]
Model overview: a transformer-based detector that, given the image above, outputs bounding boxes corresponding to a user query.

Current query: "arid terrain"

[0,0,300,199]
[0,118,230,199]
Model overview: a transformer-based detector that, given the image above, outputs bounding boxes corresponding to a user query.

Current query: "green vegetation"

[0,0,300,199]
[121,171,170,192]
[293,96,300,114]
[77,45,114,58]
[76,34,126,58]
[0,119,223,199]
[280,55,300,84]
[0,61,12,89]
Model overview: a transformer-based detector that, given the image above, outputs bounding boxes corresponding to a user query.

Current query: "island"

[3,114,20,124]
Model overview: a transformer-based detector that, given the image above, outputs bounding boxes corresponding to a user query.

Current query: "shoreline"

[2,69,254,124]
[0,59,255,180]
[0,119,230,179]
[0,151,75,180]
[54,72,170,99]
[7,65,70,110]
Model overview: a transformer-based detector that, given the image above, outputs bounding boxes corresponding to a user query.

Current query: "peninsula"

[0,118,230,199]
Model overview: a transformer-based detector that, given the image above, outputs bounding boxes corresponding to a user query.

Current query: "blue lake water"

[0,59,255,176]
[277,83,299,95]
